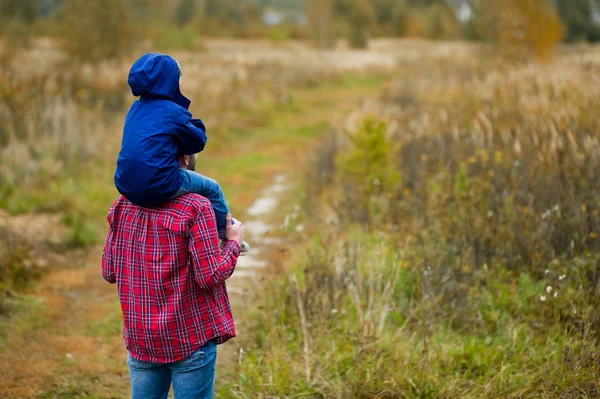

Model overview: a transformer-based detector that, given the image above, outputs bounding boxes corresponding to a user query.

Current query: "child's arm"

[176,109,208,155]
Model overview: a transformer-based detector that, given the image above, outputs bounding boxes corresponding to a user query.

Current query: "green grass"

[218,52,600,396]
[0,295,49,352]
[38,383,99,399]
[84,300,123,341]
[220,230,600,398]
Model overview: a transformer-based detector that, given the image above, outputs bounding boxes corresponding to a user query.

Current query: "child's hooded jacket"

[114,53,207,206]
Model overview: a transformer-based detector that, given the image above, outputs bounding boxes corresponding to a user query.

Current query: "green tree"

[346,0,375,48]
[61,0,135,63]
[390,0,409,36]
[308,0,334,48]
[372,0,396,26]
[0,0,37,24]
[204,0,219,18]
[175,0,196,26]
[336,119,401,226]
[556,0,598,42]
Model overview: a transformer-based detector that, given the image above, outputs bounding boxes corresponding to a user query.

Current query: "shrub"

[334,118,401,228]
[59,0,136,63]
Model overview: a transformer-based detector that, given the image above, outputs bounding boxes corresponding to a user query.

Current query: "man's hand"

[225,213,245,245]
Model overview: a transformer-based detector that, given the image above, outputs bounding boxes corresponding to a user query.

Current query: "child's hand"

[226,213,245,246]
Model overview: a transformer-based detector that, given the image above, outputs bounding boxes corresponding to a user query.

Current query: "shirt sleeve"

[188,203,240,290]
[176,109,207,155]
[101,221,116,284]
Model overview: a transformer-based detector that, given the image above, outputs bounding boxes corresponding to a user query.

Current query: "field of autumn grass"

[2,36,600,398]
[225,45,600,398]
[0,37,400,398]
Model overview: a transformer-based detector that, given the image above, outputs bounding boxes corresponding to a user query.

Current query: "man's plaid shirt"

[102,194,240,363]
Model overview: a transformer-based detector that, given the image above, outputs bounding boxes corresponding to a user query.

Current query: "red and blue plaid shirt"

[102,194,240,363]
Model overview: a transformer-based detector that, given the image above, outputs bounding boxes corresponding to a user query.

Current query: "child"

[114,53,249,255]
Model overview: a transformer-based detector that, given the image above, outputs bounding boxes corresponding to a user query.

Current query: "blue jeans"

[176,169,230,239]
[128,340,217,399]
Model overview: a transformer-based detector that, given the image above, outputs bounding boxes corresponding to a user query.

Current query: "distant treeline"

[0,0,598,55]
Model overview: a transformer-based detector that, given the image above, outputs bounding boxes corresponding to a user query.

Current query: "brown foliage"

[472,0,565,60]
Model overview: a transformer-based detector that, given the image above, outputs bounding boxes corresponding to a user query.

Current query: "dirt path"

[0,245,129,398]
[0,72,392,398]
[226,174,289,298]
[0,171,293,398]
[0,178,285,399]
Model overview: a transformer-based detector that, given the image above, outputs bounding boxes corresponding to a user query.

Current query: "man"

[102,153,245,399]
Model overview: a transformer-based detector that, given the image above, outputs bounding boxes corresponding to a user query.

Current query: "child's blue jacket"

[114,53,207,206]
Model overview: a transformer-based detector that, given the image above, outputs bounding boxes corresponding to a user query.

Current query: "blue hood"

[128,53,191,110]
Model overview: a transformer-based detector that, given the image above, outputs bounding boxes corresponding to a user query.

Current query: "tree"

[371,0,396,27]
[0,0,37,24]
[204,0,219,18]
[175,0,196,26]
[390,0,410,36]
[37,0,63,17]
[308,0,334,48]
[471,0,564,60]
[346,0,375,48]
[60,0,135,63]
[556,0,599,42]
[424,2,461,39]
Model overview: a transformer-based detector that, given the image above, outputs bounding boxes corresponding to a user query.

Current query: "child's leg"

[177,169,230,239]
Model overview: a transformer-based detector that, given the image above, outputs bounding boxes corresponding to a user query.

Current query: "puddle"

[228,174,287,292]
[246,197,278,217]
[236,254,268,269]
[242,220,272,237]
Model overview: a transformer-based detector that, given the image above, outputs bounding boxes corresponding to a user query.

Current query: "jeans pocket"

[179,347,206,368]
[128,353,160,370]
[174,341,217,372]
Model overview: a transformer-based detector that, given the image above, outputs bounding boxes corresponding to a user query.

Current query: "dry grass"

[0,38,402,398]
[0,38,409,201]
[227,43,600,398]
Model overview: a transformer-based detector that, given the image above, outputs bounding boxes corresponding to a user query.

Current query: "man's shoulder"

[107,195,211,224]
[170,193,211,212]
[110,194,210,212]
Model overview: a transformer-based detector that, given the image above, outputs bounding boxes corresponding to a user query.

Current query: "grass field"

[3,38,600,398]
[219,44,600,398]
[0,38,397,398]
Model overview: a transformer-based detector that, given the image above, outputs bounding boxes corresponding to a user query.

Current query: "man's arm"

[188,203,240,290]
[101,223,116,284]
